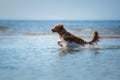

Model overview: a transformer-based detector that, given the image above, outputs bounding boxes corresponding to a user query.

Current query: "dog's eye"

[58,28,62,30]
[59,27,63,30]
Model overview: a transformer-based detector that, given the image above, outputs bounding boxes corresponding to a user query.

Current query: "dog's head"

[51,24,64,33]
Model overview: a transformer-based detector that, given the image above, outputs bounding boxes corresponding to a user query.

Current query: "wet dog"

[51,24,99,48]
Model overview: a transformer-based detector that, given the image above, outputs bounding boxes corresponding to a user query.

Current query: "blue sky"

[0,0,120,20]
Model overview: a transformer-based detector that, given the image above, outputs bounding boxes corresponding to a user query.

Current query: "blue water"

[0,20,120,80]
[0,20,120,35]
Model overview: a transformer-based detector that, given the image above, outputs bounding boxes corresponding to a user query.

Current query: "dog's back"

[51,24,100,47]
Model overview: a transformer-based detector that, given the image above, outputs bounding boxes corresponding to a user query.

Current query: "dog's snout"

[51,28,53,31]
[51,28,55,32]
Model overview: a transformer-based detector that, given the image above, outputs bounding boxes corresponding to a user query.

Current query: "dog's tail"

[87,30,100,45]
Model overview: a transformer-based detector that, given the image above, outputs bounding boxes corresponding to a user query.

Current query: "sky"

[0,0,120,20]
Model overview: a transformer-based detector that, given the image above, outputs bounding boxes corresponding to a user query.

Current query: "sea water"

[0,20,120,80]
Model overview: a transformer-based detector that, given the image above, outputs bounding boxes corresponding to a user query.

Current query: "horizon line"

[0,19,120,21]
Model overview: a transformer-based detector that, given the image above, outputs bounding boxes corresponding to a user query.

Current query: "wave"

[0,33,120,38]
[0,26,120,38]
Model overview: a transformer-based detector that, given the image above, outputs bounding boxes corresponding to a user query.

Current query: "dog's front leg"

[57,39,63,47]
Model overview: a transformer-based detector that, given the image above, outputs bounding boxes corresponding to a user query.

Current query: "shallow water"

[0,20,120,80]
[0,35,120,80]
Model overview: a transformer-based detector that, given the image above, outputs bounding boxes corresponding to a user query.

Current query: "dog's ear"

[60,24,64,29]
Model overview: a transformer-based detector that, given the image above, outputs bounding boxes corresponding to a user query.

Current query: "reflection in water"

[58,45,120,56]
[58,47,101,56]
[58,47,80,56]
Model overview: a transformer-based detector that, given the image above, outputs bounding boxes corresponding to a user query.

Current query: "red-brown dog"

[51,24,99,48]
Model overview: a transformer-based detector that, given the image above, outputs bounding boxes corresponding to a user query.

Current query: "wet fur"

[51,24,100,47]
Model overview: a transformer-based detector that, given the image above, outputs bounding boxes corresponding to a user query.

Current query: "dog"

[51,24,99,48]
